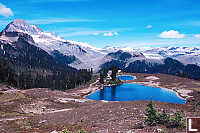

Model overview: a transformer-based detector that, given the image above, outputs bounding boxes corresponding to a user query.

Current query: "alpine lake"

[87,75,186,104]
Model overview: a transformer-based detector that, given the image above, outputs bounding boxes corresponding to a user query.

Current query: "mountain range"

[0,19,200,79]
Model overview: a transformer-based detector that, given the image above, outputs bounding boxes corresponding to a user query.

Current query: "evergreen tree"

[99,72,104,84]
[110,66,118,80]
[169,112,183,127]
[158,109,170,125]
[90,68,93,74]
[99,69,108,84]
[144,100,184,128]
[145,100,158,126]
[102,69,108,77]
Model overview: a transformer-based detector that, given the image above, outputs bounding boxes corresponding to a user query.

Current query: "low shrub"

[59,128,86,133]
[144,101,184,128]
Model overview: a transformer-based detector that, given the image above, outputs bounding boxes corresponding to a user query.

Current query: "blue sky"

[0,0,200,48]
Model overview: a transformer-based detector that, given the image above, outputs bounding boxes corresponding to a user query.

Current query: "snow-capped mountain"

[1,19,200,71]
[1,19,107,70]
[142,46,200,66]
[102,45,135,53]
[5,19,43,35]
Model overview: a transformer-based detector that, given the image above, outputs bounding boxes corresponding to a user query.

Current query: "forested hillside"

[0,32,92,90]
[100,57,200,80]
[0,58,92,90]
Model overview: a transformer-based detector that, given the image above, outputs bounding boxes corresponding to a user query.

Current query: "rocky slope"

[1,19,107,70]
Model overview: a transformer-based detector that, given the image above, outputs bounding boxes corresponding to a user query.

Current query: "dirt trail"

[47,108,72,114]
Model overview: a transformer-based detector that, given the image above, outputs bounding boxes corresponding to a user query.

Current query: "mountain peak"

[12,19,27,25]
[4,19,42,35]
[103,45,134,53]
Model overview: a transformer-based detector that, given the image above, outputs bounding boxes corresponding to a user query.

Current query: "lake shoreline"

[124,73,194,103]
[129,81,188,102]
[86,74,187,104]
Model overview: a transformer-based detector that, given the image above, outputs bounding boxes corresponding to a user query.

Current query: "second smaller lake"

[117,75,135,81]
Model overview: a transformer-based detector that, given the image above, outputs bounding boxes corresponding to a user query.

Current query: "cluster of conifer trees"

[0,58,93,90]
[99,69,108,84]
[99,66,119,84]
[145,101,183,128]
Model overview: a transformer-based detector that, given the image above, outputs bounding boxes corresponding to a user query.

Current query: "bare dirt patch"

[145,76,160,80]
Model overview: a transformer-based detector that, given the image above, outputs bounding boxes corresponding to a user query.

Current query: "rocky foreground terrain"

[0,73,200,133]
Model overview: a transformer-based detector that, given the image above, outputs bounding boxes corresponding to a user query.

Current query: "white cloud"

[0,3,13,17]
[104,32,119,37]
[60,31,120,37]
[53,27,131,36]
[159,30,184,38]
[146,25,152,29]
[113,32,119,35]
[104,32,113,36]
[56,28,129,37]
[194,34,200,38]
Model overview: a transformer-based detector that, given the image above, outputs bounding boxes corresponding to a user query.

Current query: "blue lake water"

[117,75,135,81]
[87,75,186,104]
